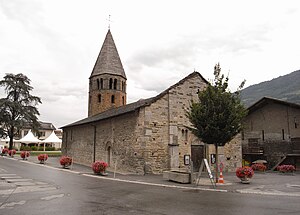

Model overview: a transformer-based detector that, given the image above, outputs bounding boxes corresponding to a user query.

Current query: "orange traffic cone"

[218,172,224,184]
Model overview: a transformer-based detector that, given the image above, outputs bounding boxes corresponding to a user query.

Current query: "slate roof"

[248,97,300,114]
[62,72,208,128]
[90,29,126,79]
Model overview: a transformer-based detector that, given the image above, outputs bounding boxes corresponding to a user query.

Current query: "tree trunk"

[215,143,219,183]
[9,126,14,150]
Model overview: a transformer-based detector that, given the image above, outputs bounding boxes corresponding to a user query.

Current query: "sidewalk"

[7,156,300,197]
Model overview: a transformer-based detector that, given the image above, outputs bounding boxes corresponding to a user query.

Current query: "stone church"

[61,29,242,174]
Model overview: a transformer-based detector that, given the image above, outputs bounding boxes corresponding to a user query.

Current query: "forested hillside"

[240,70,300,107]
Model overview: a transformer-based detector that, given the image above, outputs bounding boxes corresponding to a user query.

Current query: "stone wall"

[139,74,207,174]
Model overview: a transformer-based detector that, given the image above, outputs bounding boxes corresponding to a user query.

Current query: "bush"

[59,156,72,168]
[20,146,31,151]
[92,161,108,174]
[236,166,254,179]
[8,149,16,157]
[2,148,9,155]
[37,154,48,163]
[251,163,267,171]
[31,146,37,151]
[20,151,30,160]
[45,147,55,151]
[277,165,295,173]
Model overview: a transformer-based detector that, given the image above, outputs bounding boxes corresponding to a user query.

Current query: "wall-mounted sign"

[211,154,216,164]
[184,155,190,165]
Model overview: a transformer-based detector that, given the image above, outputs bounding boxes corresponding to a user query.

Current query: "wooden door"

[191,145,204,172]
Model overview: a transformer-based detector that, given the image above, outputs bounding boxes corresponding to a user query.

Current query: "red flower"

[92,161,108,173]
[251,163,267,171]
[236,166,254,179]
[20,151,30,159]
[277,165,295,173]
[8,149,16,156]
[59,156,72,167]
[38,154,48,162]
[2,148,9,154]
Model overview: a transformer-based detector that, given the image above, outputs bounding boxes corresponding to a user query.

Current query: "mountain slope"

[240,70,300,107]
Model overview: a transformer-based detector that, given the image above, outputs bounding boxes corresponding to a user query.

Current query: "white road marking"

[0,200,26,209]
[41,194,64,201]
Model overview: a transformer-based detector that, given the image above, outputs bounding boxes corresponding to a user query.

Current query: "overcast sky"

[0,0,300,128]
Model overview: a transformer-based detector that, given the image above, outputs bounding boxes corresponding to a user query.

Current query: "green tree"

[0,73,42,149]
[187,63,247,182]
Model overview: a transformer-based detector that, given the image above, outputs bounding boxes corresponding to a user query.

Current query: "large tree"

[0,73,41,149]
[187,63,247,182]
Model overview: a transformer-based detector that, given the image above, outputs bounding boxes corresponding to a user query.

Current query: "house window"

[100,78,103,89]
[109,78,113,89]
[114,79,117,90]
[122,96,125,105]
[262,130,264,141]
[98,94,101,103]
[122,81,124,91]
[282,129,285,140]
[111,95,115,103]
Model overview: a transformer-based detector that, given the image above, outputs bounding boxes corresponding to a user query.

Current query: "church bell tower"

[88,30,127,117]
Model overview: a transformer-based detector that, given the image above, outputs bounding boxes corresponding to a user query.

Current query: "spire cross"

[107,15,112,29]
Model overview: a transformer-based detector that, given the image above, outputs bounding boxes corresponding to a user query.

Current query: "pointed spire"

[90,30,126,79]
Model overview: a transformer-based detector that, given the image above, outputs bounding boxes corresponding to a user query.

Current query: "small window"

[98,94,101,103]
[111,95,115,103]
[97,79,100,90]
[282,129,285,140]
[100,78,103,89]
[109,78,113,89]
[185,130,188,141]
[262,130,264,141]
[114,79,117,90]
[122,82,124,91]
[122,96,125,105]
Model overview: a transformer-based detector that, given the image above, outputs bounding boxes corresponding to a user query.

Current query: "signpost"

[195,158,216,188]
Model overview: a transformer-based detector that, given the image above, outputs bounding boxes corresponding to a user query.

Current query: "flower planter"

[240,177,250,184]
[38,154,48,164]
[92,161,108,176]
[20,151,30,160]
[236,166,254,184]
[60,156,73,168]
[8,149,16,157]
[277,165,295,175]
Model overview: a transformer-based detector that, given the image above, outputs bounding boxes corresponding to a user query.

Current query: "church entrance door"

[191,145,204,172]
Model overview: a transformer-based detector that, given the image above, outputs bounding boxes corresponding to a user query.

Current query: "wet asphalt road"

[1,157,300,215]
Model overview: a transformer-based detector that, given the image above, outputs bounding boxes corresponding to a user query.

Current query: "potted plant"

[38,154,48,164]
[251,163,267,172]
[236,166,254,184]
[1,148,9,156]
[92,161,108,176]
[20,151,30,160]
[59,156,72,168]
[8,149,16,157]
[277,165,296,174]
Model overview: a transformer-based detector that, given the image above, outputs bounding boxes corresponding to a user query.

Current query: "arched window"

[111,95,115,103]
[121,81,124,91]
[109,78,113,89]
[97,79,100,90]
[100,78,103,89]
[122,96,125,105]
[98,94,101,103]
[114,79,117,90]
